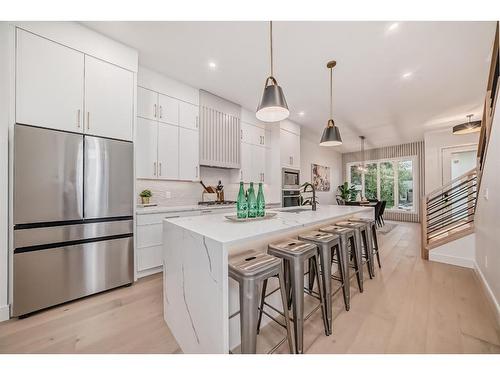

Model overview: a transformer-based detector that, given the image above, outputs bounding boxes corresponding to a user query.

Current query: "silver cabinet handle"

[86,112,90,130]
[196,116,199,129]
[153,162,156,176]
[240,170,243,180]
[154,104,157,118]
[159,105,163,119]
[262,135,265,145]
[195,166,198,178]
[77,109,81,128]
[241,129,243,140]
[159,162,162,176]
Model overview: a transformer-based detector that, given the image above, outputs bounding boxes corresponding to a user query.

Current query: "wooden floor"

[1,222,499,354]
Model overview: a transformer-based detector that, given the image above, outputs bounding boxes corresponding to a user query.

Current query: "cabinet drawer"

[137,224,162,248]
[137,245,163,271]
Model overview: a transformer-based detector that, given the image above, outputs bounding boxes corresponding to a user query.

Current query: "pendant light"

[452,114,481,135]
[256,21,289,122]
[357,136,367,173]
[320,60,342,146]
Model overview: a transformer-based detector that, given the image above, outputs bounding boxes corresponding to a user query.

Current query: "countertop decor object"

[256,21,289,122]
[319,60,342,146]
[224,212,277,222]
[139,189,152,205]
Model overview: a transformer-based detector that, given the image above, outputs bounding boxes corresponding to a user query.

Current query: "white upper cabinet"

[137,87,158,121]
[157,123,179,180]
[179,128,199,181]
[179,101,199,130]
[135,117,158,179]
[158,94,179,125]
[280,129,301,169]
[84,55,134,141]
[16,29,85,133]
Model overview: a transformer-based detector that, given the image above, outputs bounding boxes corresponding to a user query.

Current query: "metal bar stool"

[319,225,364,294]
[228,249,293,354]
[298,230,346,335]
[259,239,326,354]
[335,221,375,279]
[349,217,381,268]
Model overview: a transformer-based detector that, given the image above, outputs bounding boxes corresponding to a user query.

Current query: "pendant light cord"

[329,66,333,119]
[270,21,274,77]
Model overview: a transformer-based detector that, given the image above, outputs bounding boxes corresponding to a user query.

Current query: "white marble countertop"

[164,205,373,245]
[136,202,281,215]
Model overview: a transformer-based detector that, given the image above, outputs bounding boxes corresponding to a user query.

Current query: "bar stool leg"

[307,258,316,293]
[239,278,260,354]
[278,266,294,354]
[335,243,350,311]
[350,236,364,293]
[318,245,332,335]
[290,259,305,354]
[362,230,375,279]
[256,279,268,335]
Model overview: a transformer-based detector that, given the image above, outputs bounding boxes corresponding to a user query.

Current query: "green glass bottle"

[247,182,257,218]
[236,182,248,219]
[256,182,265,217]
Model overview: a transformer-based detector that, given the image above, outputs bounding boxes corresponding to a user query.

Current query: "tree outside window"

[398,160,413,211]
[380,162,394,208]
[364,163,377,200]
[350,165,362,193]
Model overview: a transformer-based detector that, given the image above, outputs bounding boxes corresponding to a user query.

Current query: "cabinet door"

[253,145,266,183]
[84,55,134,141]
[158,94,179,125]
[135,118,158,179]
[240,142,252,182]
[16,29,84,133]
[179,102,199,130]
[280,129,293,167]
[179,128,199,181]
[291,132,301,168]
[157,123,179,180]
[255,126,266,146]
[137,87,158,121]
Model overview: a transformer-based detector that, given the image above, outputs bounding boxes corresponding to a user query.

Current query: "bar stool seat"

[229,249,293,354]
[335,221,375,278]
[263,239,327,354]
[298,230,347,334]
[348,217,381,268]
[320,225,364,293]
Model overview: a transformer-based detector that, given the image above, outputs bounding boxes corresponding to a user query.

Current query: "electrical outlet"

[165,191,171,199]
[485,256,488,269]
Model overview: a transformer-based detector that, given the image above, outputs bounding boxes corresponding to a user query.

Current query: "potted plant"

[139,189,152,204]
[337,182,356,203]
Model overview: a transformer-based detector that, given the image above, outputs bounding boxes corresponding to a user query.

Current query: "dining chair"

[378,201,387,227]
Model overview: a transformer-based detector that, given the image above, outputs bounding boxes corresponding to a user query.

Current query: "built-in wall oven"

[282,168,301,207]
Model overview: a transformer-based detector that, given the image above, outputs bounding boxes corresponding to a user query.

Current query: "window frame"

[346,155,418,213]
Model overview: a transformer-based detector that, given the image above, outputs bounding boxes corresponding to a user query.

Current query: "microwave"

[282,168,300,190]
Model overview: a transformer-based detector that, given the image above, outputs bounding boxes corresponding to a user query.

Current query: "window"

[347,157,416,212]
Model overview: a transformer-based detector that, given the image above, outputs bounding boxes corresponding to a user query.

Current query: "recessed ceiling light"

[388,22,399,32]
[298,111,305,116]
[208,61,217,70]
[402,72,413,79]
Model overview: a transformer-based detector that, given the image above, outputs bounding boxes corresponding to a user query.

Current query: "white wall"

[474,105,500,326]
[300,132,342,205]
[429,233,475,269]
[424,127,479,194]
[0,22,11,321]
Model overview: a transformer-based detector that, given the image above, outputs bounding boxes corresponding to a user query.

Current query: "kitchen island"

[162,205,373,353]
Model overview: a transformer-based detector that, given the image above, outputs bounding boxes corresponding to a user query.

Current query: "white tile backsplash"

[136,166,273,207]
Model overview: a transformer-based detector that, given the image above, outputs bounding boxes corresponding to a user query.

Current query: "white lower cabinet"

[136,208,234,277]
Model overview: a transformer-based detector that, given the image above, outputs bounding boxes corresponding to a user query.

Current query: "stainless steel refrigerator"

[12,124,134,317]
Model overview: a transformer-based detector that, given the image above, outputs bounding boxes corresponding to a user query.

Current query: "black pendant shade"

[320,119,342,146]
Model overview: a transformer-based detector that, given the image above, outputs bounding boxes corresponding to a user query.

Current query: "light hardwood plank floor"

[0,222,499,354]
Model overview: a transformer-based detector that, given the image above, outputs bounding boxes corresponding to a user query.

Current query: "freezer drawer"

[84,136,133,219]
[14,125,83,225]
[13,236,133,317]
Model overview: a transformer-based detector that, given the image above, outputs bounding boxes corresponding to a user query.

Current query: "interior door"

[179,127,199,181]
[135,117,158,179]
[157,123,179,180]
[16,29,84,133]
[84,55,134,141]
[14,125,83,225]
[84,136,133,219]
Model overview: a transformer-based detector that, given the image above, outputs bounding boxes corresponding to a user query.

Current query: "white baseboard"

[429,252,475,269]
[137,265,163,279]
[473,260,500,329]
[0,304,10,322]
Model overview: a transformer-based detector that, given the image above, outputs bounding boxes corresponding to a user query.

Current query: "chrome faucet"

[301,182,317,211]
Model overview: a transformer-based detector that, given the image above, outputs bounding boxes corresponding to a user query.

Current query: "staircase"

[421,21,499,260]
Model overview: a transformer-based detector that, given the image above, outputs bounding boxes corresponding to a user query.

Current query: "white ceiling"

[82,21,496,152]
